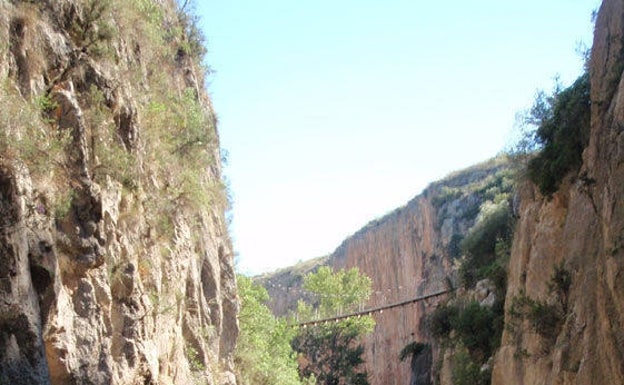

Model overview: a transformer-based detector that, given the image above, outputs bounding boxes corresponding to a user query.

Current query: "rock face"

[330,161,513,385]
[491,0,624,384]
[0,1,238,384]
[259,158,513,385]
[328,190,451,385]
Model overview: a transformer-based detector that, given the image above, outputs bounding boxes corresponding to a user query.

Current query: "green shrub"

[459,200,513,288]
[461,201,512,260]
[0,82,71,192]
[34,94,59,117]
[548,262,571,311]
[294,267,374,385]
[451,349,490,385]
[175,1,208,60]
[452,301,498,361]
[69,0,115,58]
[430,300,503,366]
[526,73,590,196]
[429,303,459,339]
[509,263,572,344]
[528,301,561,338]
[53,190,75,220]
[185,345,205,372]
[484,260,507,294]
[459,201,481,222]
[432,186,462,208]
[508,293,562,342]
[135,0,165,27]
[85,85,137,188]
[137,83,225,239]
[448,234,464,259]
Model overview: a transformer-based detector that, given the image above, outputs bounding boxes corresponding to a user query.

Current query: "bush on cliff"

[515,72,591,196]
[429,301,498,362]
[459,200,513,289]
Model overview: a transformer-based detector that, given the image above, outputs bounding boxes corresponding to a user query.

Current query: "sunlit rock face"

[492,1,624,384]
[330,160,510,385]
[260,158,511,385]
[0,1,238,384]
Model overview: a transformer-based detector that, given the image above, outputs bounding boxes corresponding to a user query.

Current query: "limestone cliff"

[258,158,514,385]
[0,1,238,384]
[491,0,624,383]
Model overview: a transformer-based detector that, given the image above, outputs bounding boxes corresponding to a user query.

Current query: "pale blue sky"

[197,0,600,275]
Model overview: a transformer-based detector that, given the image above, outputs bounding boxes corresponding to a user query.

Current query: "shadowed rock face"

[259,159,512,385]
[0,166,51,384]
[0,1,238,384]
[492,1,624,384]
[409,346,432,385]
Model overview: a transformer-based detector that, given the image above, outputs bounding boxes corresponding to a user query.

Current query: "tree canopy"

[235,275,306,385]
[292,266,374,385]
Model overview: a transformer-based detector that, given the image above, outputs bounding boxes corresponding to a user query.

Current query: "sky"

[197,0,600,275]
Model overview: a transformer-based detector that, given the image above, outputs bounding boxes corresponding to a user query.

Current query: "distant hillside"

[255,255,329,316]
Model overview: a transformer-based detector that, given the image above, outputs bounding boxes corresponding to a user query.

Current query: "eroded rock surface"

[492,1,624,384]
[0,1,238,384]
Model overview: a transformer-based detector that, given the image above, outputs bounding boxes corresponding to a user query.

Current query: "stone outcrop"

[0,1,238,384]
[491,0,624,384]
[259,158,513,385]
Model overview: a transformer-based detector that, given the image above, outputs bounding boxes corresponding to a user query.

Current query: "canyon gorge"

[2,0,624,384]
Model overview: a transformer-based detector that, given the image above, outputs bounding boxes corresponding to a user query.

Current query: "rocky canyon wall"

[492,0,624,384]
[0,1,238,384]
[259,158,513,385]
[331,160,512,385]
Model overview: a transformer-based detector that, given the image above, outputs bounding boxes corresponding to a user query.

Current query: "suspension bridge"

[294,287,455,328]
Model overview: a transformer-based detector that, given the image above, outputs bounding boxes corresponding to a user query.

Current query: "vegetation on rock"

[514,72,591,196]
[459,199,514,291]
[429,300,499,363]
[507,263,572,350]
[427,162,516,385]
[451,349,490,385]
[0,0,236,383]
